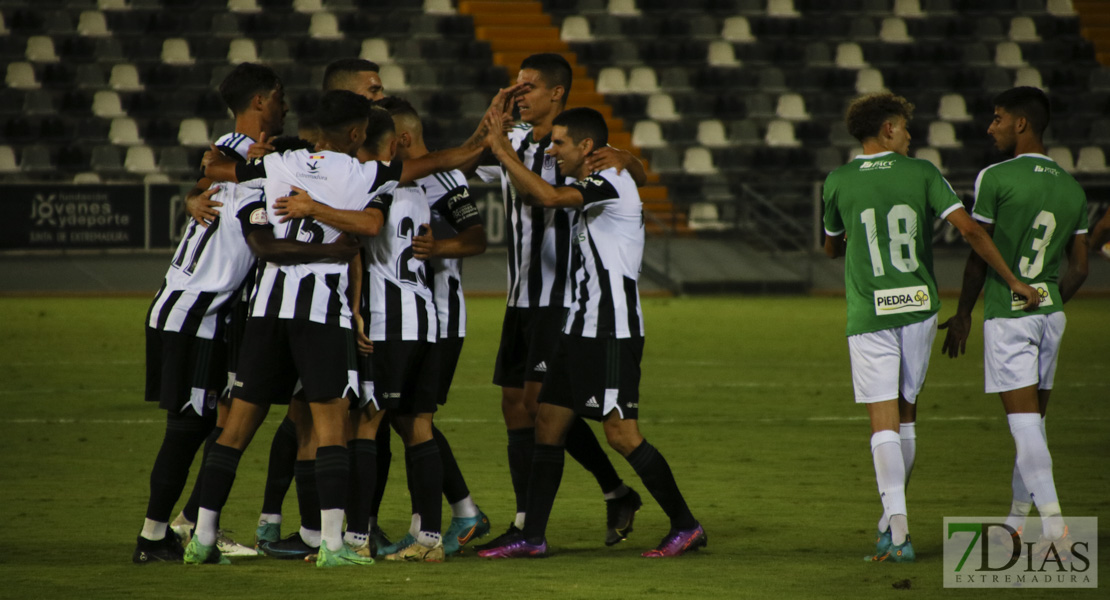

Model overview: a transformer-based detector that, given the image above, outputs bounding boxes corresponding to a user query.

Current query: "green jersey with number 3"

[824,151,963,336]
[972,154,1088,320]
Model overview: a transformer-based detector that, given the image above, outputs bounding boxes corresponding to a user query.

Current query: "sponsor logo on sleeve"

[1011,283,1052,310]
[873,285,931,315]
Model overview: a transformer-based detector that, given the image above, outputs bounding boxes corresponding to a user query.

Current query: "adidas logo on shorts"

[534,361,547,373]
[585,396,599,408]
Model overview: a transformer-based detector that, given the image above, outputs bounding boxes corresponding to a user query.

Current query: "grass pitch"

[0,296,1107,599]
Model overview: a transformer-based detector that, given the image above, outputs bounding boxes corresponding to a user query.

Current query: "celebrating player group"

[134,46,1087,568]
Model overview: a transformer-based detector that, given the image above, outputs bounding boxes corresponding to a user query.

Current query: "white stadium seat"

[995,42,1026,68]
[632,120,665,149]
[178,118,211,147]
[162,38,195,65]
[835,43,868,69]
[893,0,924,18]
[1009,17,1039,42]
[360,38,392,63]
[937,94,971,122]
[26,36,60,63]
[721,17,756,43]
[561,16,592,41]
[93,90,126,117]
[109,118,143,146]
[775,93,809,121]
[914,147,945,173]
[767,0,800,18]
[109,63,144,91]
[646,93,679,121]
[1075,146,1109,173]
[855,68,885,94]
[626,67,659,94]
[77,11,111,37]
[5,62,40,90]
[927,122,961,148]
[697,120,729,148]
[595,67,627,94]
[765,120,801,147]
[124,146,160,174]
[683,147,718,174]
[879,17,912,43]
[708,41,740,67]
[1047,147,1075,172]
[309,13,342,39]
[228,38,259,63]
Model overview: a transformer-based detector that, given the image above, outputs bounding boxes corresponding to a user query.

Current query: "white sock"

[321,508,345,551]
[258,513,282,527]
[409,513,422,538]
[1008,413,1063,539]
[299,526,321,548]
[879,423,917,533]
[416,530,442,547]
[140,519,168,541]
[603,483,630,501]
[514,512,526,529]
[196,508,220,547]
[872,430,908,545]
[344,530,368,546]
[1005,460,1033,532]
[450,495,479,519]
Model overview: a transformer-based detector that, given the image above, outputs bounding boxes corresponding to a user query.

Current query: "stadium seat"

[608,0,641,15]
[1046,146,1075,171]
[26,36,59,63]
[6,62,40,89]
[77,11,111,36]
[804,42,832,66]
[109,64,143,91]
[879,17,912,43]
[20,145,53,174]
[758,68,787,93]
[561,16,592,42]
[178,118,210,146]
[632,120,665,149]
[1075,146,1108,173]
[855,68,885,94]
[229,0,262,12]
[995,42,1025,68]
[0,13,7,37]
[90,145,123,174]
[22,90,56,116]
[767,0,801,17]
[159,146,196,175]
[835,43,867,68]
[981,67,1012,92]
[124,145,159,174]
[294,0,324,12]
[73,172,102,183]
[109,117,143,146]
[259,40,291,63]
[1013,67,1044,89]
[1009,16,1039,42]
[697,119,729,148]
[745,93,775,119]
[92,90,127,118]
[775,93,809,121]
[893,0,924,16]
[728,119,762,145]
[708,41,739,67]
[379,63,408,90]
[211,13,242,37]
[937,94,971,122]
[627,66,659,94]
[646,93,679,121]
[162,38,195,65]
[99,0,130,9]
[688,202,729,231]
[360,38,391,63]
[683,146,718,174]
[309,13,342,39]
[95,38,126,63]
[927,121,960,148]
[765,120,800,147]
[596,67,627,94]
[1046,0,1074,16]
[648,147,681,173]
[0,146,17,173]
[228,38,259,63]
[721,17,755,43]
[914,147,945,173]
[424,0,455,14]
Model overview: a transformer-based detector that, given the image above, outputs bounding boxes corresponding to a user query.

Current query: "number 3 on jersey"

[1019,210,1055,279]
[860,204,919,277]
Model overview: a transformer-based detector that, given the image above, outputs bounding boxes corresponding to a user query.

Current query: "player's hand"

[938,313,972,358]
[273,186,315,222]
[352,314,373,355]
[585,145,634,174]
[185,186,222,227]
[247,132,275,160]
[484,112,513,159]
[1011,282,1041,311]
[330,232,361,262]
[412,223,436,260]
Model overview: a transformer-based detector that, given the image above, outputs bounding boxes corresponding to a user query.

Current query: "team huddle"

[135,53,703,568]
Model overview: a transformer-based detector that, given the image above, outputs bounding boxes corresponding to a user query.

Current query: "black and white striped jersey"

[147,183,270,339]
[563,168,645,339]
[477,123,574,309]
[235,149,402,329]
[363,185,437,342]
[417,170,483,339]
[215,132,254,161]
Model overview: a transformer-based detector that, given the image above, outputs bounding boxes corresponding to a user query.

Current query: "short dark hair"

[363,105,396,151]
[324,58,381,91]
[553,107,608,149]
[314,90,372,135]
[845,93,915,142]
[520,53,572,103]
[219,62,281,115]
[374,96,420,120]
[993,86,1050,137]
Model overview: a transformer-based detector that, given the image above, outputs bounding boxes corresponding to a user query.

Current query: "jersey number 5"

[860,205,919,277]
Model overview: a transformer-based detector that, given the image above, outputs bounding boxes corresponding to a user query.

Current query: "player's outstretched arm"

[586,146,648,187]
[823,232,846,258]
[1059,233,1089,303]
[947,208,1039,311]
[272,187,384,236]
[245,229,359,265]
[202,145,241,183]
[485,114,583,209]
[413,224,486,260]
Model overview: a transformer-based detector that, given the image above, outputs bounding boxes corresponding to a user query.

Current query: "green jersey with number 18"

[824,151,963,336]
[972,154,1088,320]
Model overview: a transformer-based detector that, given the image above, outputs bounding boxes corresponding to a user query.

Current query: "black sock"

[198,442,242,513]
[565,417,624,495]
[346,439,377,536]
[315,445,349,512]
[260,416,297,515]
[432,425,470,504]
[144,411,211,524]
[522,444,565,544]
[507,427,535,515]
[294,460,321,531]
[626,440,696,531]
[406,439,443,535]
[182,425,221,523]
[405,446,417,516]
[371,419,391,521]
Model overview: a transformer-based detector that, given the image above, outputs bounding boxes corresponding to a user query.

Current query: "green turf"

[0,296,1107,599]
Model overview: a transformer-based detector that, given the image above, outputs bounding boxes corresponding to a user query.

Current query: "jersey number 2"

[397,217,427,286]
[860,205,919,277]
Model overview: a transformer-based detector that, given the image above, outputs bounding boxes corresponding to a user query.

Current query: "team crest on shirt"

[543,154,556,170]
[873,285,930,315]
[307,155,325,172]
[249,208,267,225]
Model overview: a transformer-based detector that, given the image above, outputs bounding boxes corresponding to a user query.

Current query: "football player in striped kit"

[477,107,706,559]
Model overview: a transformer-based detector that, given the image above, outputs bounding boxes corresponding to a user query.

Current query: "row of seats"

[542,0,1077,16]
[0,144,203,178]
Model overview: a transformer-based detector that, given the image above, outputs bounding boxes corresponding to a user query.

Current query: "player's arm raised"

[486,114,583,209]
[272,187,384,237]
[585,146,648,187]
[1059,232,1089,304]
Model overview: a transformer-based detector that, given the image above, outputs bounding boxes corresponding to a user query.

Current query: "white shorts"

[847,314,938,404]
[983,312,1066,394]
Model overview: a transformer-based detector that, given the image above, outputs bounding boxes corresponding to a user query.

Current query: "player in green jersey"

[823,93,1038,562]
[940,87,1089,545]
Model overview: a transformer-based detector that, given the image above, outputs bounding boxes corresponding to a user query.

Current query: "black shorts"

[538,335,643,421]
[436,336,465,405]
[145,327,226,416]
[363,340,439,415]
[492,306,567,388]
[224,282,252,397]
[234,317,358,405]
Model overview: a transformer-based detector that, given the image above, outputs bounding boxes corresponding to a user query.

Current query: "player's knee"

[602,419,641,456]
